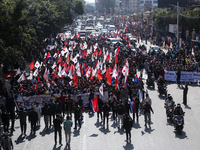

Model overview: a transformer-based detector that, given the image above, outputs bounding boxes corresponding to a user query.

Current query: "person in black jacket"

[53,114,63,146]
[74,102,81,130]
[97,95,103,120]
[42,102,51,129]
[117,100,125,129]
[49,99,56,126]
[29,107,38,134]
[2,108,10,132]
[124,99,130,115]
[143,102,154,127]
[102,102,110,128]
[111,97,118,121]
[88,89,94,113]
[19,106,27,136]
[123,113,133,142]
[9,105,15,132]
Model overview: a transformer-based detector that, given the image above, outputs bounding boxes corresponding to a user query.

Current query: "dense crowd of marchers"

[0,13,197,149]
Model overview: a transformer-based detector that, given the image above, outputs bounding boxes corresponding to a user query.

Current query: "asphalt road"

[2,81,199,150]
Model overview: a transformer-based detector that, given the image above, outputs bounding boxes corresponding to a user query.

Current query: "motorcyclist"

[158,76,165,92]
[173,103,184,116]
[165,95,175,108]
[173,103,184,125]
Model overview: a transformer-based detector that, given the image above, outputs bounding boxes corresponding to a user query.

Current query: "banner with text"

[164,70,200,82]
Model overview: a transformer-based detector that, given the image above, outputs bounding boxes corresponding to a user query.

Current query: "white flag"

[142,69,148,80]
[33,69,39,77]
[99,84,103,96]
[35,61,41,68]
[15,68,21,76]
[17,73,26,83]
[43,68,49,81]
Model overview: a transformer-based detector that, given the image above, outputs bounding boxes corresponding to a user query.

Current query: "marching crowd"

[0,16,199,149]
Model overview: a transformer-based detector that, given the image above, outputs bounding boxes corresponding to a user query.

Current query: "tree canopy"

[0,0,85,72]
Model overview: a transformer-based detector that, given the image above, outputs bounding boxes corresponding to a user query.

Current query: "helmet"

[168,96,172,100]
[177,103,181,108]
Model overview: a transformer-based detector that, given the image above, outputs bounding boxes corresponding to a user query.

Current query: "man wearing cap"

[0,132,13,150]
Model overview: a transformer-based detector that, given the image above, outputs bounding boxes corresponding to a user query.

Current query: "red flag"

[106,53,110,61]
[93,49,97,56]
[4,73,12,79]
[53,67,58,79]
[127,40,130,49]
[98,49,102,55]
[57,57,62,64]
[37,77,41,83]
[116,46,120,55]
[107,75,112,85]
[76,32,80,39]
[97,69,103,80]
[132,101,137,113]
[115,56,118,64]
[73,74,78,87]
[91,97,99,112]
[29,62,34,70]
[70,64,74,75]
[20,87,24,92]
[115,77,119,89]
[43,68,49,81]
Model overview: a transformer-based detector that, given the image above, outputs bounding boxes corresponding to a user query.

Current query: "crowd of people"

[0,16,198,149]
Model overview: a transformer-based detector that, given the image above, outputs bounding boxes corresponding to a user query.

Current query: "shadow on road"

[174,130,188,139]
[39,128,54,137]
[111,121,118,128]
[52,144,62,150]
[184,105,191,109]
[99,126,110,134]
[166,118,174,126]
[89,133,98,137]
[15,134,26,144]
[158,94,166,100]
[133,121,141,129]
[123,142,134,150]
[143,126,155,134]
[94,119,102,128]
[73,129,80,137]
[26,133,37,141]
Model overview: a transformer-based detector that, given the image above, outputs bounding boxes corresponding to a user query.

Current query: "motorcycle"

[158,83,167,97]
[164,102,174,121]
[174,115,184,134]
[146,75,155,89]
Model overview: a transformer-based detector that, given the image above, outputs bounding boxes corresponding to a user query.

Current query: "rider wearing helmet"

[173,103,184,116]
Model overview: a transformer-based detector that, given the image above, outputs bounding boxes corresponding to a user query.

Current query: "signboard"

[169,24,181,33]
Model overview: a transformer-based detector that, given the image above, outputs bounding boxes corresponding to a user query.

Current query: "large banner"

[164,70,200,82]
[15,92,109,110]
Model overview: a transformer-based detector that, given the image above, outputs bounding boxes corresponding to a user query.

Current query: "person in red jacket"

[59,93,67,117]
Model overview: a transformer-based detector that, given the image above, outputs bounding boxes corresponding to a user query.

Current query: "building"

[139,0,158,11]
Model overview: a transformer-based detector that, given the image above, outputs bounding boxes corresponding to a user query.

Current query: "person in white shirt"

[144,94,152,106]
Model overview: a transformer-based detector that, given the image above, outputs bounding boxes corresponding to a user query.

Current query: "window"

[140,1,144,3]
[145,1,152,4]
[153,1,158,3]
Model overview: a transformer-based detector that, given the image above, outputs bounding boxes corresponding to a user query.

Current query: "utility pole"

[176,2,179,43]
[151,0,154,39]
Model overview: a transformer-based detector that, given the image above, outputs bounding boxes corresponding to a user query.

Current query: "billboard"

[158,0,187,8]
